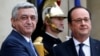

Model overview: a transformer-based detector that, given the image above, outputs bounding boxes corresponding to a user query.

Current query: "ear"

[11,18,14,24]
[45,18,51,25]
[11,18,16,27]
[45,20,49,25]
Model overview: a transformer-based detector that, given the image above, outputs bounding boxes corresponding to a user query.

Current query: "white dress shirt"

[22,35,31,42]
[73,37,91,56]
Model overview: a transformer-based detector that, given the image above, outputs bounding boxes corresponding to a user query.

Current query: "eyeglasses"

[72,18,91,23]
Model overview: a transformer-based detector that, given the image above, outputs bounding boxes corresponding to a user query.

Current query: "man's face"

[50,17,65,32]
[11,8,38,37]
[69,8,91,36]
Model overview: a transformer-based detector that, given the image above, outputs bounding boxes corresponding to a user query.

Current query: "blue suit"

[53,38,100,56]
[0,30,38,56]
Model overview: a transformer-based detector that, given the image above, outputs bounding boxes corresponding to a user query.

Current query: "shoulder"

[54,38,73,49]
[90,38,100,43]
[90,37,100,45]
[1,30,26,48]
[53,39,73,56]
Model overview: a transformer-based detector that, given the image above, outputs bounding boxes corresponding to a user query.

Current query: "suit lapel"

[11,30,38,56]
[65,38,78,56]
[90,38,98,56]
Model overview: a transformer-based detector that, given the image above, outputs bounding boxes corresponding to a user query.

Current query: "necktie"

[29,40,37,56]
[79,43,85,56]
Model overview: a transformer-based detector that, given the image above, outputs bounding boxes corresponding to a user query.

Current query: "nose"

[81,19,86,25]
[60,20,64,25]
[27,17,32,24]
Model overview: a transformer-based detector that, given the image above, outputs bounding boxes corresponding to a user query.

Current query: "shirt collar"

[73,37,90,47]
[22,35,31,42]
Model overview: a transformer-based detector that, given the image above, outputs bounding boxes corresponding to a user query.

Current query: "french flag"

[74,0,81,7]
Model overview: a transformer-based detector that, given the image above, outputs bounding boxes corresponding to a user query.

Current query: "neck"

[46,31,59,39]
[14,29,32,38]
[72,34,89,42]
[25,34,32,38]
[20,33,32,38]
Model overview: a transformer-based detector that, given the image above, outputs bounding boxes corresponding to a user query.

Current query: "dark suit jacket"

[42,32,62,56]
[53,38,100,56]
[0,30,38,56]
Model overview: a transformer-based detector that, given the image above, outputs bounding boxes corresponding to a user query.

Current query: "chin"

[80,32,89,36]
[25,30,33,33]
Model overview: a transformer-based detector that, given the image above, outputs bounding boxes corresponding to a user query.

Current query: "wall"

[87,0,100,40]
[0,0,26,48]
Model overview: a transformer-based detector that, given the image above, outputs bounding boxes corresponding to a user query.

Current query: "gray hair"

[12,2,38,19]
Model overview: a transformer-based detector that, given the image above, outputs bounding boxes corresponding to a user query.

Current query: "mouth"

[80,28,88,32]
[25,26,32,29]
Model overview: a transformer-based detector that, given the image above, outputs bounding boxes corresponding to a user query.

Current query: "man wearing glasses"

[53,6,100,56]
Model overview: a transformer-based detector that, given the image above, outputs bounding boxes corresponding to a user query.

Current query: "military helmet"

[42,2,67,21]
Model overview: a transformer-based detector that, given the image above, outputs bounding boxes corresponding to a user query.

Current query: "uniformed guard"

[41,2,67,56]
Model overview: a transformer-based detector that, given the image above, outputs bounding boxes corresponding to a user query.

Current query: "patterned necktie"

[79,43,85,56]
[29,40,37,56]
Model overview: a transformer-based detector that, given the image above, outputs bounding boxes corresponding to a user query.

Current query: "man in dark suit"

[53,6,100,56]
[0,2,38,56]
[41,2,66,56]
